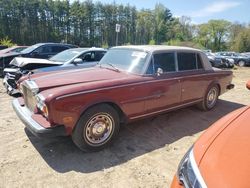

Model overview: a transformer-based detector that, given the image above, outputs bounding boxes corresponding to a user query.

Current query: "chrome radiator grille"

[22,84,37,112]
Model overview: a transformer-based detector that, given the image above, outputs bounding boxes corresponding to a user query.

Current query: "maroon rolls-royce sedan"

[13,45,234,151]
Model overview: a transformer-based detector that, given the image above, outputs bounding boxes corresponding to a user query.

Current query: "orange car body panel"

[193,106,249,165]
[246,80,250,90]
[171,175,184,188]
[171,105,250,188]
[197,106,250,187]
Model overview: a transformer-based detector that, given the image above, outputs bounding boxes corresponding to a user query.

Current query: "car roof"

[64,47,106,52]
[112,45,202,53]
[34,43,77,47]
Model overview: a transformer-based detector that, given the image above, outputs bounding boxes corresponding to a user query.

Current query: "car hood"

[194,106,250,187]
[10,57,62,67]
[32,62,96,73]
[0,51,9,55]
[29,67,135,91]
[0,51,21,58]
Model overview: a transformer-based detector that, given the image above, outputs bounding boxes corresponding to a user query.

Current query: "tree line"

[0,0,249,52]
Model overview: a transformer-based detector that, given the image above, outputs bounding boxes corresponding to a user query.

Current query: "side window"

[177,53,197,71]
[42,46,52,53]
[52,46,68,53]
[33,46,48,54]
[78,52,95,62]
[153,52,175,73]
[95,51,106,61]
[34,46,52,54]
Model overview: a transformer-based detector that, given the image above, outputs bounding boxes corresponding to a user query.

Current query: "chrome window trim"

[190,150,207,188]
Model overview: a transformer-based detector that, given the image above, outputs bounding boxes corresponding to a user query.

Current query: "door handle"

[155,94,161,98]
[153,92,164,98]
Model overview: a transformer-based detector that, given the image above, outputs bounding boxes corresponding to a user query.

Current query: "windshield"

[99,48,149,74]
[49,48,83,63]
[21,44,41,54]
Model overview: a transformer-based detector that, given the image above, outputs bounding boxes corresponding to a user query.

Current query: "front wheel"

[197,85,219,111]
[72,104,120,151]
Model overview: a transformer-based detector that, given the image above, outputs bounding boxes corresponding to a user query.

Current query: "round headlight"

[36,94,48,118]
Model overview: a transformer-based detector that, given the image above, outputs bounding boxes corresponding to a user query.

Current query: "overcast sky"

[77,0,250,24]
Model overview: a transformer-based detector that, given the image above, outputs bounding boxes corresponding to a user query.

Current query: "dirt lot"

[0,67,249,188]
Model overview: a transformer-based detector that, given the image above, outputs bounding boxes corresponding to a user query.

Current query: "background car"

[171,81,250,188]
[241,52,250,57]
[3,47,106,95]
[0,45,8,50]
[205,52,234,68]
[216,51,250,67]
[0,43,77,76]
[0,46,28,55]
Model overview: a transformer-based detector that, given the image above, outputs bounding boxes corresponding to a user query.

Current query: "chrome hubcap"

[207,87,218,108]
[85,113,113,145]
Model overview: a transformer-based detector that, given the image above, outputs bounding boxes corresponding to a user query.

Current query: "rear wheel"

[198,85,219,111]
[238,60,245,67]
[72,104,120,151]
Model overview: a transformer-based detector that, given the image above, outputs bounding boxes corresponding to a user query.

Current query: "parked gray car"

[205,52,234,68]
[3,47,106,95]
[216,51,250,67]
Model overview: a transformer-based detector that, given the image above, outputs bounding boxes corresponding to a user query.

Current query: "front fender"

[50,94,125,135]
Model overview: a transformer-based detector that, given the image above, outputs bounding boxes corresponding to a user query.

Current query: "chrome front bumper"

[12,99,67,138]
[3,75,20,95]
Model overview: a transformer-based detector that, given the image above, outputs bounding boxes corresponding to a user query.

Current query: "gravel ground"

[0,67,249,188]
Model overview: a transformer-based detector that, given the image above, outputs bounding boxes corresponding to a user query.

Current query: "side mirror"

[72,58,83,65]
[156,68,163,76]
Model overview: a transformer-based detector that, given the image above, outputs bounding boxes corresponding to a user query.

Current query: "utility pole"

[115,24,121,46]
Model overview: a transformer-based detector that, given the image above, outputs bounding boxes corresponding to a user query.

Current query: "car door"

[177,52,209,103]
[144,52,182,113]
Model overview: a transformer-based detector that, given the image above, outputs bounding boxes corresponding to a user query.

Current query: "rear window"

[177,53,203,71]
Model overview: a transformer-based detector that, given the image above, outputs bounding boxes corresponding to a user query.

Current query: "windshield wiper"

[101,63,120,72]
[107,63,119,72]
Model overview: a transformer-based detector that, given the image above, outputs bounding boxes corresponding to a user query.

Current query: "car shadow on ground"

[26,99,245,173]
